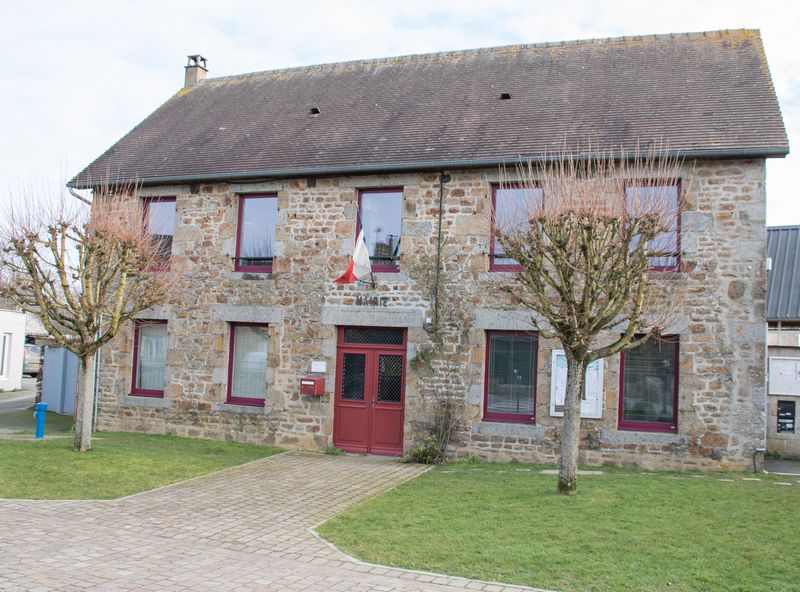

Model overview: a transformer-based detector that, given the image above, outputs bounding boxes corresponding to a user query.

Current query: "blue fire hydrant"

[33,402,47,440]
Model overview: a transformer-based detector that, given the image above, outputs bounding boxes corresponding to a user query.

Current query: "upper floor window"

[490,185,544,272]
[227,323,269,406]
[235,194,277,272]
[132,320,168,397]
[143,197,176,271]
[619,336,679,433]
[358,188,402,272]
[625,183,680,271]
[484,331,538,424]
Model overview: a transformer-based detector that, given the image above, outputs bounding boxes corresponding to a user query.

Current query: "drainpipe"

[432,172,449,328]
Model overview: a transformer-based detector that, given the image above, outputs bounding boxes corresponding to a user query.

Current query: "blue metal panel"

[41,347,78,415]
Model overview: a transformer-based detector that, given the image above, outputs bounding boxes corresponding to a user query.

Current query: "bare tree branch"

[494,143,687,494]
[0,182,176,452]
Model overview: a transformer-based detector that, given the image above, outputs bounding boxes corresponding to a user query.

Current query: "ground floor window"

[619,337,679,432]
[227,323,269,406]
[0,333,11,378]
[132,320,167,397]
[484,331,538,423]
[778,400,796,434]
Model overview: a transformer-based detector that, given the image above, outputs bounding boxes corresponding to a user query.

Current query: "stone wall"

[96,159,768,470]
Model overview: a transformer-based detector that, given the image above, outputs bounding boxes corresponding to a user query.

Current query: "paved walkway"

[765,458,800,475]
[0,452,544,592]
[0,377,36,414]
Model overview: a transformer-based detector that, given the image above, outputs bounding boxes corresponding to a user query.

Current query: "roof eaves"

[68,145,790,189]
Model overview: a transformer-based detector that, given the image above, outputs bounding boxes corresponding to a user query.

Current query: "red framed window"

[227,323,269,406]
[490,184,544,272]
[357,188,403,272]
[235,194,277,272]
[143,197,176,271]
[131,320,168,397]
[624,182,681,272]
[619,336,679,433]
[484,331,538,424]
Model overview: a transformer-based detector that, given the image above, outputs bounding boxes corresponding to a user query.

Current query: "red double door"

[333,327,406,456]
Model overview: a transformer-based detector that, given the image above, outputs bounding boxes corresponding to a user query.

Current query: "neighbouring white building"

[767,226,800,458]
[0,307,26,391]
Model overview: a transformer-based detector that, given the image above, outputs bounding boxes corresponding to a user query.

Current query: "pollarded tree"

[0,184,174,452]
[495,149,686,494]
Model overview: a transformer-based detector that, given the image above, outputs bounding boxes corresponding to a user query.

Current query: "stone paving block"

[0,452,549,592]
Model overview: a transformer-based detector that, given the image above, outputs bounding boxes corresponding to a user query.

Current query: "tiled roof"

[768,226,800,322]
[71,29,789,187]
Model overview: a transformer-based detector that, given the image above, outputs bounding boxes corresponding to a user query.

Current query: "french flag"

[334,229,372,284]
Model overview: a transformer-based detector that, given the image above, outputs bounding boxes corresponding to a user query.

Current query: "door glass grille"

[343,327,404,345]
[341,353,366,401]
[377,355,403,403]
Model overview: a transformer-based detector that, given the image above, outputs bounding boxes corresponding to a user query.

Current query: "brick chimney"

[184,55,208,87]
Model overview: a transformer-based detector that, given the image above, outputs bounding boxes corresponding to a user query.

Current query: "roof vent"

[499,92,512,100]
[309,106,321,117]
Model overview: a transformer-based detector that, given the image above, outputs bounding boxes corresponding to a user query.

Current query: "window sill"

[225,397,265,408]
[601,429,685,445]
[234,267,273,274]
[228,271,275,281]
[483,415,535,425]
[213,403,269,414]
[471,421,547,438]
[122,395,172,409]
[618,422,677,434]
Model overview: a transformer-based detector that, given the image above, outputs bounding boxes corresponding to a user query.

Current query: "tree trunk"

[557,356,587,495]
[73,354,95,452]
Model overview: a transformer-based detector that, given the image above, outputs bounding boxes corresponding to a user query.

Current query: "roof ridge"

[202,28,761,83]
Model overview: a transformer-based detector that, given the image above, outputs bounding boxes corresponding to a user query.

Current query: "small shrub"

[325,444,345,456]
[410,346,434,373]
[403,435,444,464]
[466,454,481,464]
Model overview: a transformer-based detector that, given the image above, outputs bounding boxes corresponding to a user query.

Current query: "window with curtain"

[132,321,167,396]
[620,337,679,432]
[228,324,269,405]
[144,198,176,270]
[484,331,538,423]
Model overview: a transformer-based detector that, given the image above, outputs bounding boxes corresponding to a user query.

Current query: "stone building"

[766,226,800,458]
[71,30,789,470]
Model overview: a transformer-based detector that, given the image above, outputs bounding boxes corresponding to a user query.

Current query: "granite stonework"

[96,160,768,470]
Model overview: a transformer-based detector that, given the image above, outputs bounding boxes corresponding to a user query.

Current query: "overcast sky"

[1,0,797,224]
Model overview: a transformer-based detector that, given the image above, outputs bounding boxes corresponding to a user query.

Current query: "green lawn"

[319,463,800,592]
[0,431,282,499]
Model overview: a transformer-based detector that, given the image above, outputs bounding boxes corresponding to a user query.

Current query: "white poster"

[769,357,800,396]
[549,350,604,419]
